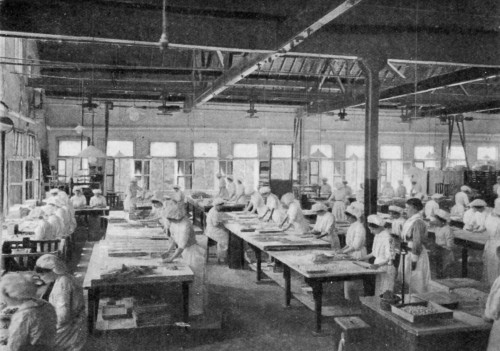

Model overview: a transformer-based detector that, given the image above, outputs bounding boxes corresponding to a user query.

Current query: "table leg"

[182,282,189,322]
[87,287,99,334]
[307,279,323,334]
[284,265,291,307]
[252,246,262,281]
[462,246,468,277]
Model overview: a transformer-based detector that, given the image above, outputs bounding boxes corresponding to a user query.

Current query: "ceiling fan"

[81,96,98,111]
[335,108,350,122]
[157,94,181,116]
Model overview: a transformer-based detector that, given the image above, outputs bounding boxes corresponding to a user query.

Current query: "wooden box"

[391,301,453,323]
[102,305,132,320]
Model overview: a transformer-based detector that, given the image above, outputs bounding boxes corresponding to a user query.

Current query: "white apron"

[483,214,500,286]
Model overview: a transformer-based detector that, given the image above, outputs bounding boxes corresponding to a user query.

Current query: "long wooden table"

[360,296,491,351]
[83,222,194,333]
[186,197,245,229]
[270,250,382,333]
[452,229,488,278]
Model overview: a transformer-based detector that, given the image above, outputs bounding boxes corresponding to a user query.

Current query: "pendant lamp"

[77,103,106,159]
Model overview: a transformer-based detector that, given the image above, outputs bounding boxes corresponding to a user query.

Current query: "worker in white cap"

[244,187,267,216]
[234,178,246,204]
[44,197,66,238]
[171,184,185,204]
[430,209,454,277]
[355,182,365,204]
[362,214,396,295]
[205,198,229,263]
[226,176,236,200]
[410,179,423,198]
[162,204,207,316]
[55,198,73,234]
[483,199,500,286]
[328,182,347,222]
[320,178,332,198]
[484,246,500,350]
[424,193,443,219]
[33,210,56,240]
[380,181,395,198]
[259,186,283,223]
[89,189,107,208]
[36,254,87,351]
[216,173,229,199]
[311,203,340,250]
[88,189,107,240]
[388,205,406,240]
[464,198,491,233]
[70,187,87,209]
[280,193,310,234]
[451,185,471,218]
[0,273,57,351]
[396,180,407,199]
[343,180,352,198]
[341,203,366,300]
[124,177,143,212]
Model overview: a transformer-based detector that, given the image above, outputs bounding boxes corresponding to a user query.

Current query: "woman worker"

[279,192,310,234]
[216,174,229,199]
[259,187,283,223]
[311,203,340,250]
[484,246,500,350]
[124,178,143,212]
[35,254,87,351]
[400,198,431,294]
[205,198,229,263]
[328,182,347,222]
[88,189,107,240]
[451,185,471,218]
[70,187,86,209]
[172,185,185,204]
[0,273,57,351]
[430,209,455,278]
[341,203,366,300]
[483,198,500,286]
[226,176,236,200]
[234,178,246,204]
[162,205,207,316]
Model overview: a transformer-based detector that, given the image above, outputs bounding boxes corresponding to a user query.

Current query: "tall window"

[380,145,403,190]
[345,145,365,191]
[233,143,259,190]
[106,141,134,193]
[134,160,150,190]
[57,139,89,183]
[477,146,498,163]
[193,142,218,191]
[270,144,295,180]
[107,140,134,157]
[177,160,193,190]
[309,144,334,186]
[150,142,177,158]
[414,146,438,169]
[446,145,467,167]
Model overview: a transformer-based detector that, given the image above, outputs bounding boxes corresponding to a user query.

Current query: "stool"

[333,316,371,351]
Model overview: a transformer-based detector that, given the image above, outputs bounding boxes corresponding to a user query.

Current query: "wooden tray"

[102,305,133,320]
[391,301,453,323]
[414,292,460,309]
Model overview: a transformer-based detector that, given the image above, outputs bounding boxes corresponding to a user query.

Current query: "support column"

[359,56,386,251]
[103,102,112,195]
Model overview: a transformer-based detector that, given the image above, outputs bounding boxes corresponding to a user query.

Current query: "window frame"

[149,141,177,158]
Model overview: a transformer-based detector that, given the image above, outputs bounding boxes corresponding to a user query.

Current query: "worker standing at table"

[279,192,310,234]
[124,178,142,212]
[328,182,347,222]
[206,198,229,263]
[400,198,431,294]
[162,205,207,316]
[244,188,267,216]
[56,198,74,234]
[34,210,57,240]
[58,188,76,234]
[343,180,353,198]
[431,209,455,277]
[484,246,500,351]
[380,181,395,198]
[172,185,185,204]
[70,187,86,209]
[396,180,407,198]
[451,185,471,218]
[319,178,332,198]
[216,174,229,199]
[483,198,500,286]
[0,273,57,351]
[362,214,396,295]
[88,189,107,241]
[311,203,340,250]
[464,199,491,233]
[409,180,423,198]
[341,203,366,300]
[234,178,246,204]
[424,193,443,219]
[35,254,87,351]
[226,176,236,200]
[44,198,67,238]
[259,186,283,223]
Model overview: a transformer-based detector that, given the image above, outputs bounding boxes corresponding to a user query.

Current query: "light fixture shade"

[78,145,107,158]
[311,148,327,158]
[114,151,125,158]
[0,117,14,133]
[347,153,359,161]
[425,151,437,159]
[74,124,85,134]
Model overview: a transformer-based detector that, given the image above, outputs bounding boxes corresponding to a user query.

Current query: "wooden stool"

[333,316,371,351]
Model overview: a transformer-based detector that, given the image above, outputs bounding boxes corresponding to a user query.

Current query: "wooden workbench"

[360,296,491,351]
[186,197,245,229]
[452,229,488,278]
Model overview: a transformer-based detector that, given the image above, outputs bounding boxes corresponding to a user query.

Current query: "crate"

[391,301,453,323]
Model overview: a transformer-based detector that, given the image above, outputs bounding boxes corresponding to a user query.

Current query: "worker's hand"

[370,264,379,270]
[160,252,169,260]
[162,257,174,263]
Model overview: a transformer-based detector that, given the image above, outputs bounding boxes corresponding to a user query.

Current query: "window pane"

[477,146,497,161]
[380,145,402,160]
[25,161,33,179]
[134,160,142,175]
[345,145,364,159]
[26,181,34,200]
[414,146,435,159]
[271,144,292,158]
[143,161,150,175]
[107,141,134,157]
[150,142,177,157]
[58,140,87,157]
[9,185,22,207]
[8,161,22,182]
[449,146,466,159]
[193,143,218,158]
[310,144,333,158]
[233,143,258,158]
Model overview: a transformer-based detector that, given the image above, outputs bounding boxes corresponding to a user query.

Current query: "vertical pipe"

[0,131,5,270]
[103,102,110,195]
[359,57,384,252]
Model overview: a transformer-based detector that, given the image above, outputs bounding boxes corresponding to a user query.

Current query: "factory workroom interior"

[0,0,500,350]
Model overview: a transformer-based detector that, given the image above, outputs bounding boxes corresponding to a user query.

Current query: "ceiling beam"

[187,0,363,108]
[312,67,500,113]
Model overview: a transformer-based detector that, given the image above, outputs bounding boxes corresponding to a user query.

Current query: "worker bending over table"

[310,203,340,250]
[484,245,500,351]
[259,186,283,223]
[340,202,366,300]
[0,273,57,351]
[161,204,207,316]
[483,198,500,286]
[464,198,491,233]
[279,193,310,234]
[36,254,87,351]
[124,178,143,212]
[451,185,471,218]
[244,188,266,217]
[328,182,347,222]
[205,198,229,263]
[424,193,443,219]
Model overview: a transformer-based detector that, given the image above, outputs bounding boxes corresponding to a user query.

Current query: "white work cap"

[92,189,102,194]
[49,188,59,195]
[345,205,362,219]
[470,199,487,207]
[367,214,385,227]
[44,197,60,207]
[322,178,328,182]
[433,209,450,222]
[0,273,37,300]
[73,186,82,194]
[212,198,225,206]
[388,205,404,214]
[460,185,472,192]
[431,193,444,200]
[259,186,271,195]
[36,254,67,274]
[280,193,295,206]
[311,203,328,212]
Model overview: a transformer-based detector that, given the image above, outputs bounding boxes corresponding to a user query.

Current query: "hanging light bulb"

[311,148,327,158]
